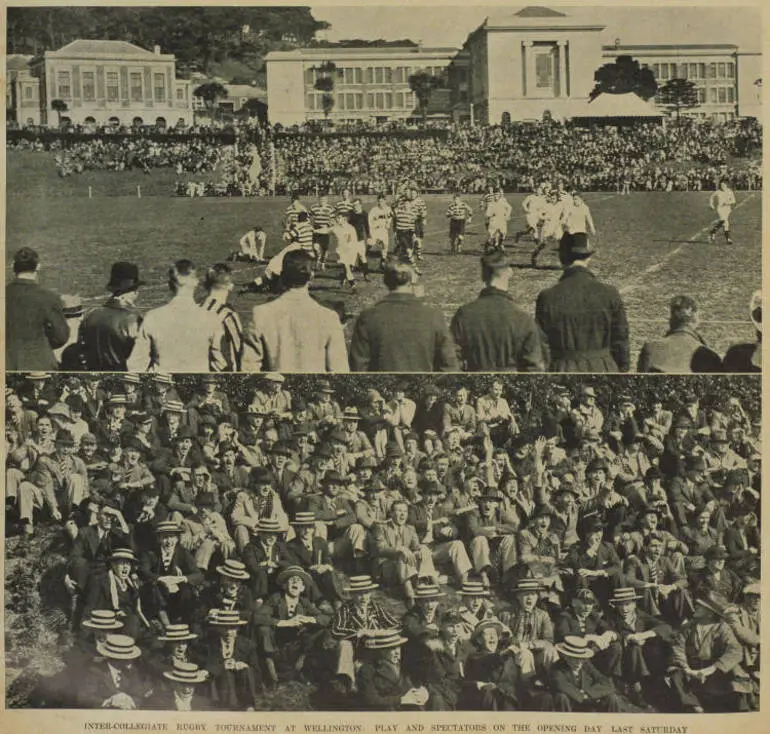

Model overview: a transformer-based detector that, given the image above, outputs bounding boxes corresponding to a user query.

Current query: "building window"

[375,92,384,109]
[338,93,345,110]
[727,87,735,103]
[56,70,71,98]
[106,71,119,102]
[154,73,165,102]
[306,93,315,110]
[385,67,393,84]
[395,67,404,83]
[375,67,384,84]
[652,64,660,78]
[697,88,706,103]
[366,93,374,108]
[24,85,33,99]
[344,93,354,109]
[130,71,143,101]
[709,63,716,79]
[396,92,404,108]
[534,51,553,89]
[304,68,314,85]
[365,68,373,84]
[688,63,698,79]
[659,64,669,80]
[81,71,95,101]
[727,62,735,78]
[717,63,726,79]
[718,87,727,103]
[355,67,363,84]
[385,92,393,108]
[344,68,354,85]
[176,87,185,101]
[710,88,718,103]
[355,93,363,110]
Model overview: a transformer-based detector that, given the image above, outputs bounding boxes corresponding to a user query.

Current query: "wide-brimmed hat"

[120,373,141,385]
[155,520,183,535]
[26,371,49,381]
[55,429,76,447]
[705,545,728,561]
[208,609,248,627]
[316,380,334,394]
[276,564,312,589]
[608,587,643,605]
[262,373,285,384]
[96,634,142,660]
[216,559,250,581]
[556,635,595,659]
[363,630,408,650]
[580,386,597,398]
[163,660,208,685]
[269,441,292,456]
[459,580,490,597]
[158,623,198,642]
[413,580,445,599]
[162,399,186,414]
[743,582,760,596]
[255,518,284,534]
[323,470,347,486]
[290,512,317,527]
[342,407,361,421]
[471,619,505,645]
[250,466,276,486]
[512,578,543,594]
[82,609,124,631]
[385,443,404,459]
[107,261,144,296]
[561,232,594,258]
[62,294,84,318]
[109,548,137,564]
[153,373,174,385]
[133,411,153,424]
[345,575,379,593]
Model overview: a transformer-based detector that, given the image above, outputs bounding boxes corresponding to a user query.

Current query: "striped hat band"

[158,624,198,641]
[609,587,642,604]
[155,520,182,534]
[163,400,185,412]
[256,518,283,533]
[556,635,594,659]
[163,661,208,684]
[96,634,142,660]
[82,609,123,630]
[346,575,379,592]
[216,559,250,580]
[459,581,489,596]
[110,548,137,563]
[414,583,445,598]
[364,630,408,649]
[208,609,247,626]
[291,512,317,525]
[513,579,543,593]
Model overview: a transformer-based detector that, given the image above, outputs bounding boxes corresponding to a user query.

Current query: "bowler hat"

[107,261,144,296]
[560,232,593,258]
[55,429,76,447]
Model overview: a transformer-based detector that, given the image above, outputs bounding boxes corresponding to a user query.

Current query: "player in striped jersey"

[393,195,419,270]
[310,194,337,269]
[283,193,308,238]
[286,211,317,256]
[335,189,356,222]
[201,263,245,371]
[368,194,394,262]
[446,193,473,254]
[410,187,428,261]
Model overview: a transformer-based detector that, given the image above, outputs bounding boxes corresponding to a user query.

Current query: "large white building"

[265,6,761,125]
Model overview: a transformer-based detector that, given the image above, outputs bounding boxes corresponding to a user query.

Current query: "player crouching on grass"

[708,180,736,245]
[229,225,266,263]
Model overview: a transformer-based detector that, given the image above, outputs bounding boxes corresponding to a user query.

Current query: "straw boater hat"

[364,629,408,650]
[255,518,284,534]
[345,575,379,593]
[512,578,544,594]
[26,372,49,381]
[743,582,760,597]
[163,660,208,685]
[155,520,183,535]
[61,294,84,319]
[109,548,137,564]
[471,619,506,645]
[342,407,361,422]
[158,623,198,642]
[459,580,490,597]
[263,373,285,384]
[154,373,174,385]
[556,635,595,659]
[121,373,141,385]
[82,609,123,631]
[208,609,248,627]
[608,587,643,605]
[317,380,334,394]
[413,579,445,600]
[215,559,250,581]
[276,565,312,589]
[162,399,186,414]
[290,512,317,527]
[96,634,142,660]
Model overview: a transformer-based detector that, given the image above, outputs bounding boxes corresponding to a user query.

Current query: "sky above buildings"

[309,3,762,52]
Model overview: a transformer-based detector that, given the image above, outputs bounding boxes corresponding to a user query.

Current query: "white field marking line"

[618,192,758,296]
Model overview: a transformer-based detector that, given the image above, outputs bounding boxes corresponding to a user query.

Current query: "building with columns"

[7,39,195,128]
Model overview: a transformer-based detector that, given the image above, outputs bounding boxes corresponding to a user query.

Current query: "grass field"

[6,150,763,364]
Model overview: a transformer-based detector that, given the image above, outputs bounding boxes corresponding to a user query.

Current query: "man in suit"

[241,517,287,599]
[419,610,472,711]
[202,609,261,710]
[637,295,722,373]
[138,520,203,627]
[77,634,147,709]
[253,565,331,685]
[535,233,629,372]
[301,470,357,546]
[6,246,70,370]
[283,511,346,605]
[148,660,212,711]
[669,455,716,530]
[462,619,520,710]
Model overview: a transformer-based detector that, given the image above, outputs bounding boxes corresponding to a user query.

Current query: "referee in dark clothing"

[451,251,545,372]
[535,233,630,373]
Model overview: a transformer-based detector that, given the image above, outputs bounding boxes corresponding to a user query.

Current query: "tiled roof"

[49,40,164,58]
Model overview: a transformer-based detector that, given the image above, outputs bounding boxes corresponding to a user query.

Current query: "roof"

[481,6,605,32]
[265,46,459,62]
[6,54,33,72]
[604,44,738,51]
[47,39,173,60]
[515,6,566,18]
[573,92,662,118]
[224,84,267,101]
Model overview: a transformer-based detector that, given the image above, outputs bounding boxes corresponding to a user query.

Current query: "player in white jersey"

[485,189,512,252]
[530,191,564,267]
[332,212,360,289]
[516,185,547,244]
[232,225,266,262]
[708,180,737,244]
[368,194,394,261]
[560,192,596,237]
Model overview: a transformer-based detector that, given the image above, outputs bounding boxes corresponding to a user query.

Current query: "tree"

[313,60,337,120]
[658,77,700,120]
[408,70,441,123]
[51,98,68,127]
[589,55,657,101]
[193,82,228,124]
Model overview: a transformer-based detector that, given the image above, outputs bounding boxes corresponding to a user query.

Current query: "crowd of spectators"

[5,372,761,712]
[7,118,762,195]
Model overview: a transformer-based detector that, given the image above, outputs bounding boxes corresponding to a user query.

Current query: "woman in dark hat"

[564,516,621,606]
[79,261,145,371]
